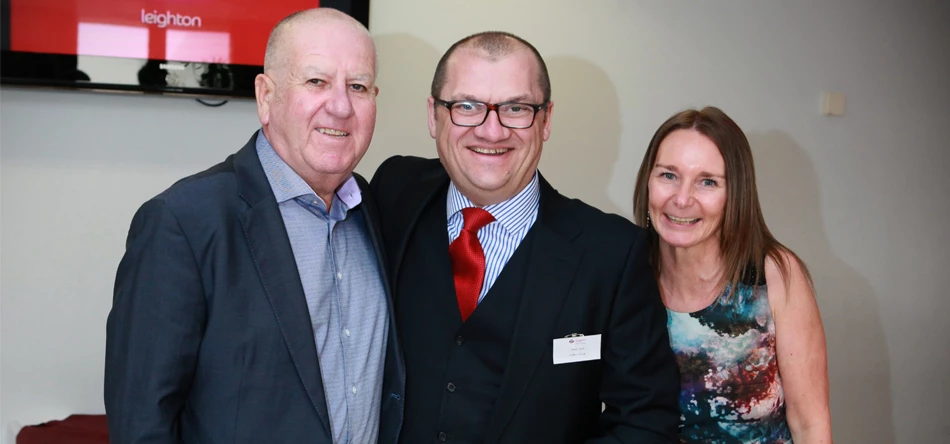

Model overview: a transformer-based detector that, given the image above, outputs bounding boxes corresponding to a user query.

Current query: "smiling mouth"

[666,214,700,225]
[317,128,348,137]
[469,147,510,155]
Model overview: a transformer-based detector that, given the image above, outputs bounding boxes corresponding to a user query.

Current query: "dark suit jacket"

[104,133,405,444]
[370,156,679,444]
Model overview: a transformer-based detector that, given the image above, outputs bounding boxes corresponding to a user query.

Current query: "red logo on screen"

[141,9,203,29]
[10,0,323,66]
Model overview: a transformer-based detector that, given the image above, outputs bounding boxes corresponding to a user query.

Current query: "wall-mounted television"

[0,0,370,98]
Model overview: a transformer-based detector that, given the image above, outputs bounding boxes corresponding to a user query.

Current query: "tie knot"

[460,207,495,233]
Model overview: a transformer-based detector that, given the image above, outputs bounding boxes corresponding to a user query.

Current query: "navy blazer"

[371,156,679,443]
[105,133,405,443]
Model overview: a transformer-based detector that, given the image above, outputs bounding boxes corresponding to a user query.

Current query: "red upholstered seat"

[16,414,108,444]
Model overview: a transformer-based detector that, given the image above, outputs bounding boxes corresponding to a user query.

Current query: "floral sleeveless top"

[666,279,792,443]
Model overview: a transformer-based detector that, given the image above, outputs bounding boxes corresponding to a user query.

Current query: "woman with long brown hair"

[633,106,832,443]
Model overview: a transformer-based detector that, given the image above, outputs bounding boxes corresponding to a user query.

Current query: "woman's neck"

[658,240,724,312]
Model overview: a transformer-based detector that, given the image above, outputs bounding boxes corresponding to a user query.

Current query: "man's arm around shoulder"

[589,225,680,444]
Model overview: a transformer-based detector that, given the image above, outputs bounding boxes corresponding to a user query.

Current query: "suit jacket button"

[455,335,464,345]
[446,382,456,392]
[438,431,447,441]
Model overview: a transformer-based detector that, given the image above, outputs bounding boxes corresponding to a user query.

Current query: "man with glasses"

[370,31,679,443]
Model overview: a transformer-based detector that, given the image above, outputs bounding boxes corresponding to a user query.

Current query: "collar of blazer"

[234,132,273,208]
[392,166,583,251]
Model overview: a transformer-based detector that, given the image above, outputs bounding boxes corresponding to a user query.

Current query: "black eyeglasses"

[433,98,549,129]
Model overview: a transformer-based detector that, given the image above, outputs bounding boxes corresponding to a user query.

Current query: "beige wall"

[2,1,948,443]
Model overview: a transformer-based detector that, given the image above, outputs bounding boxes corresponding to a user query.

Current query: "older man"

[104,8,403,444]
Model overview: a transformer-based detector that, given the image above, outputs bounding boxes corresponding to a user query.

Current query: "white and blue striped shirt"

[446,172,541,303]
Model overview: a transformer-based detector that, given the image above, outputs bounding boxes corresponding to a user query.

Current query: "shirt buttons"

[352,385,358,395]
[455,335,464,345]
[337,272,343,280]
[345,328,351,337]
[446,382,456,392]
[438,432,447,441]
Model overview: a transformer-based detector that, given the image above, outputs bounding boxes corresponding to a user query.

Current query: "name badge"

[552,334,601,364]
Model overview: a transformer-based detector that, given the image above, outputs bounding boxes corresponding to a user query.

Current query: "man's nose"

[325,84,355,118]
[472,110,510,142]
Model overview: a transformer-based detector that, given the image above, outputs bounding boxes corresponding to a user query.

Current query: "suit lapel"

[411,189,463,324]
[484,176,584,443]
[390,168,450,293]
[234,138,332,437]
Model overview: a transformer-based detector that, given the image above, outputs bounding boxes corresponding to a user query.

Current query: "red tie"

[449,207,495,322]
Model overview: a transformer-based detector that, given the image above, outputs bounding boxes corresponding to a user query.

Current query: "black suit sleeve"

[104,199,206,444]
[589,228,680,443]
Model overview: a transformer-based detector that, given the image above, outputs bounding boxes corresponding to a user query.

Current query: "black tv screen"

[0,0,370,98]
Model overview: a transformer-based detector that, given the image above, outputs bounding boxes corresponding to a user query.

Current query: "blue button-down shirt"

[257,131,389,444]
[447,172,541,303]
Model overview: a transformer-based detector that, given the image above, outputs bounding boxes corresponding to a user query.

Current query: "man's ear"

[255,73,275,125]
[541,100,554,141]
[427,96,438,139]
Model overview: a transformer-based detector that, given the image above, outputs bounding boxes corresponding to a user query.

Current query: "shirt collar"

[255,130,362,209]
[446,171,540,235]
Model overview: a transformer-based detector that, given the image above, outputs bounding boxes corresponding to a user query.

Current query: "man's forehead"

[292,53,376,79]
[449,49,537,77]
[453,46,534,67]
[443,53,541,101]
[282,26,376,76]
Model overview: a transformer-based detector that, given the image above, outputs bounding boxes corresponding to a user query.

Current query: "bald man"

[104,8,404,444]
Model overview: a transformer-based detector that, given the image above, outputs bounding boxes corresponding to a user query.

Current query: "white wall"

[2,1,948,442]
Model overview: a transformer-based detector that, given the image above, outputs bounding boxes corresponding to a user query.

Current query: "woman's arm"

[766,252,833,443]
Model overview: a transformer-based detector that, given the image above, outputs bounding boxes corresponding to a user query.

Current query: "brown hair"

[430,31,551,103]
[632,106,813,299]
